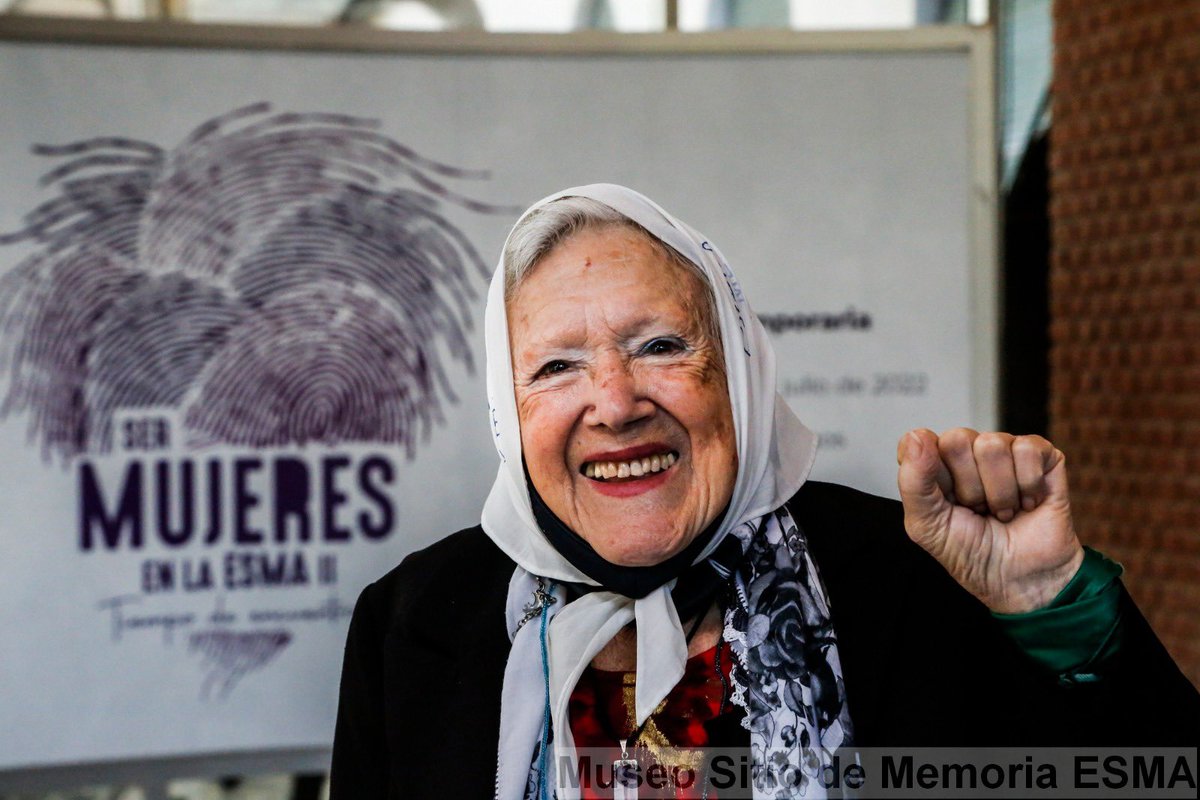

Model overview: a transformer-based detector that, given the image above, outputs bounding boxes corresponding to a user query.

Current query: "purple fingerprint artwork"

[189,628,293,700]
[0,102,513,461]
[0,103,516,703]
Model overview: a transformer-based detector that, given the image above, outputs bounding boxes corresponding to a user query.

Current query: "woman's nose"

[584,356,654,430]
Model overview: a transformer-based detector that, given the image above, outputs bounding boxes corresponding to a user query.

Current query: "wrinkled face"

[508,225,738,567]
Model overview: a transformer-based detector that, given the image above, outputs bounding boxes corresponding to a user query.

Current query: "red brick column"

[1050,0,1200,685]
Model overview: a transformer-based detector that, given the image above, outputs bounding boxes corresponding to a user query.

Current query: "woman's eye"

[534,360,570,379]
[641,338,684,355]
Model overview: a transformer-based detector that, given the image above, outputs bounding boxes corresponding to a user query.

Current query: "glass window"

[3,0,987,29]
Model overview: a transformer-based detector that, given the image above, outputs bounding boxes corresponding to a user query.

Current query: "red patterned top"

[568,640,737,799]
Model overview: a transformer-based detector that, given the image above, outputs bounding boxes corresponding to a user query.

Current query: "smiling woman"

[508,222,736,568]
[330,184,1200,800]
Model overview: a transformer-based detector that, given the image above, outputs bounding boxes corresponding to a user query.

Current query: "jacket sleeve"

[1048,583,1200,744]
[329,580,390,800]
[991,546,1124,679]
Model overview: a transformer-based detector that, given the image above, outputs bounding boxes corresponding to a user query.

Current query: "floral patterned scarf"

[501,504,853,800]
[721,506,853,798]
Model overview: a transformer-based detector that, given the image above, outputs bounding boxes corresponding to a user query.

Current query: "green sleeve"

[991,547,1124,684]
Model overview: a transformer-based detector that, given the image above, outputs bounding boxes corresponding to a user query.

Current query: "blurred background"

[0,1,1196,798]
[0,1,990,31]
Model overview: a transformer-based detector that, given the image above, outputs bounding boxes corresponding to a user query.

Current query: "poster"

[0,35,991,768]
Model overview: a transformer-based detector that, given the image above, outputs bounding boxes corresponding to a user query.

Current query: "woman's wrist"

[991,547,1125,680]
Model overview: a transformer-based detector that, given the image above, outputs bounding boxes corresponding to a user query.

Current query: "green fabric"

[992,547,1124,682]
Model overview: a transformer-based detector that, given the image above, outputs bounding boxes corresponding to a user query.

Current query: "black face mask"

[526,472,741,621]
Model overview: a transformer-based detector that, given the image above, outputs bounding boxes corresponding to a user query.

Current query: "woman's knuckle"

[973,432,1011,458]
[937,428,975,459]
[940,426,975,444]
[1012,434,1048,454]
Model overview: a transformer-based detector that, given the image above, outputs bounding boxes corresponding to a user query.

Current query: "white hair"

[502,196,720,348]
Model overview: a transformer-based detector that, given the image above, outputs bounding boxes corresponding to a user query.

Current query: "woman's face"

[508,226,738,566]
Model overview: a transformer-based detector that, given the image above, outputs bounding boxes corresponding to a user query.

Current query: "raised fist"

[897,428,1085,614]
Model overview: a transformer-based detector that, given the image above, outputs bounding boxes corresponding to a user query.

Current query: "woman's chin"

[591,534,692,567]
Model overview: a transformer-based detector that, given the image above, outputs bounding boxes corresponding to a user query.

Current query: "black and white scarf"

[496,506,852,800]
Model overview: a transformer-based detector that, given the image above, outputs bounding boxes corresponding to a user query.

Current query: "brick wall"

[1050,0,1200,685]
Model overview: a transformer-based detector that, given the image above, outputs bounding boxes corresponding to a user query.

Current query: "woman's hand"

[896,428,1085,614]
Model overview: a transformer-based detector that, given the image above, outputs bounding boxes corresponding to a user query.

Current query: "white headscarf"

[483,184,820,799]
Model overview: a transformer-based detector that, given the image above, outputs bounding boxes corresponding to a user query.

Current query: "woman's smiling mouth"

[583,449,679,499]
[583,451,678,481]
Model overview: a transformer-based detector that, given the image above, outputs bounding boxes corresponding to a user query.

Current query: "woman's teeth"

[584,452,677,481]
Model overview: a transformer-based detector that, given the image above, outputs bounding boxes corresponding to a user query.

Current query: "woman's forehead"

[510,239,707,321]
[527,226,704,290]
[512,287,704,348]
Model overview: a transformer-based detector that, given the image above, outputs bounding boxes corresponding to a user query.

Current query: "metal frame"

[1,14,985,55]
[0,17,999,794]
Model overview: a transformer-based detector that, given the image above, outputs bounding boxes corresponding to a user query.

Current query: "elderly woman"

[330,185,1198,799]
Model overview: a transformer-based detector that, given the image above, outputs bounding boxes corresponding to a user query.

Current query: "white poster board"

[0,19,995,779]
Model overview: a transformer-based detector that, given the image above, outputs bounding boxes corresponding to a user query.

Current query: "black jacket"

[330,481,1200,798]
